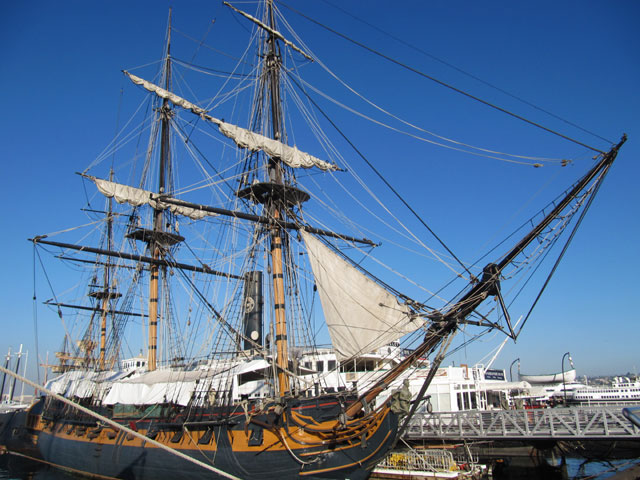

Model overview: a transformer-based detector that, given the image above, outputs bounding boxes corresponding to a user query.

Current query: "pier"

[406,405,640,441]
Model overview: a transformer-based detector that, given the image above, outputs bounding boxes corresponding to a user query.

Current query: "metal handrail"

[406,405,640,440]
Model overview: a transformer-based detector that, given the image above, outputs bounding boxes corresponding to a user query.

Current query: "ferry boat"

[569,377,640,404]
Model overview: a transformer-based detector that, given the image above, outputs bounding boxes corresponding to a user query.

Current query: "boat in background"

[569,377,640,404]
[518,354,576,385]
[0,346,32,414]
[518,368,576,385]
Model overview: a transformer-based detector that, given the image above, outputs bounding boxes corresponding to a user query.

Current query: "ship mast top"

[263,0,290,396]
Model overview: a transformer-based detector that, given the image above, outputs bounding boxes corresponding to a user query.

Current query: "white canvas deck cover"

[102,369,212,406]
[302,231,423,361]
[45,370,128,399]
[101,361,270,406]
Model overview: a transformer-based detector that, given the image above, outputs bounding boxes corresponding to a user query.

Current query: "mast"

[148,9,173,372]
[0,348,10,402]
[264,0,290,397]
[9,344,23,402]
[98,170,115,369]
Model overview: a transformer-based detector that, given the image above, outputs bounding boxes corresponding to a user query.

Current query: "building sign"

[485,369,506,381]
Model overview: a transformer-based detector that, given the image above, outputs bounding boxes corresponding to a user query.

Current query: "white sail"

[92,177,216,220]
[301,231,423,361]
[124,71,338,172]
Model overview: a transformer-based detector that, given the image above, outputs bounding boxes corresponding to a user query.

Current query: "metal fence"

[406,405,640,440]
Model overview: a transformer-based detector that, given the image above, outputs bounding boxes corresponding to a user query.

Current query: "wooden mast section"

[87,169,121,370]
[99,170,114,369]
[148,10,173,372]
[265,0,289,396]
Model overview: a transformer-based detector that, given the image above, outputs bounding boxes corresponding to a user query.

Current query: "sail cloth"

[102,370,210,406]
[223,2,313,61]
[216,123,336,170]
[301,231,423,361]
[124,71,338,172]
[91,177,216,220]
[45,370,128,399]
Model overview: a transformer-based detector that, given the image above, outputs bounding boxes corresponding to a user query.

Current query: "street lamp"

[562,351,573,405]
[509,358,520,383]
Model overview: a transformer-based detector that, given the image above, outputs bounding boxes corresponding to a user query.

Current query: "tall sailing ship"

[0,2,625,479]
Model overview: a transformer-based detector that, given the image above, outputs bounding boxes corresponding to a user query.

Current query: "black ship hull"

[2,396,399,480]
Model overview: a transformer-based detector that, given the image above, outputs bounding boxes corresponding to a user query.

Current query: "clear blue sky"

[2,1,638,383]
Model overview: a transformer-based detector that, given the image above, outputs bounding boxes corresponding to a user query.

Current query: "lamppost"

[562,351,572,405]
[509,358,520,383]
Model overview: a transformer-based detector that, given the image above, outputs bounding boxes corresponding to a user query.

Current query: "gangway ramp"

[406,405,640,441]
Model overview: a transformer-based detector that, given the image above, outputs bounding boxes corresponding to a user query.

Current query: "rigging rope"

[290,75,557,166]
[317,0,614,146]
[286,73,473,280]
[277,6,559,166]
[34,245,78,355]
[515,165,612,337]
[277,1,606,155]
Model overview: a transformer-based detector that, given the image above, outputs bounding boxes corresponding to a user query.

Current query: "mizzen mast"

[96,169,120,369]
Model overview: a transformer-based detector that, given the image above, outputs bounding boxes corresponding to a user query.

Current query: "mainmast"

[222,0,321,396]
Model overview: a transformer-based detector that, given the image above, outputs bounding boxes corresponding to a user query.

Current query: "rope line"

[317,0,614,146]
[286,74,472,280]
[277,1,606,155]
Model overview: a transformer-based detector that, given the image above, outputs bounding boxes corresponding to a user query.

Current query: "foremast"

[147,11,175,372]
[264,0,289,396]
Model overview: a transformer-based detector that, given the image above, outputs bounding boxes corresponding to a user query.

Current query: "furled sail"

[216,122,334,170]
[124,71,338,172]
[223,2,313,61]
[91,177,216,220]
[301,230,423,361]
